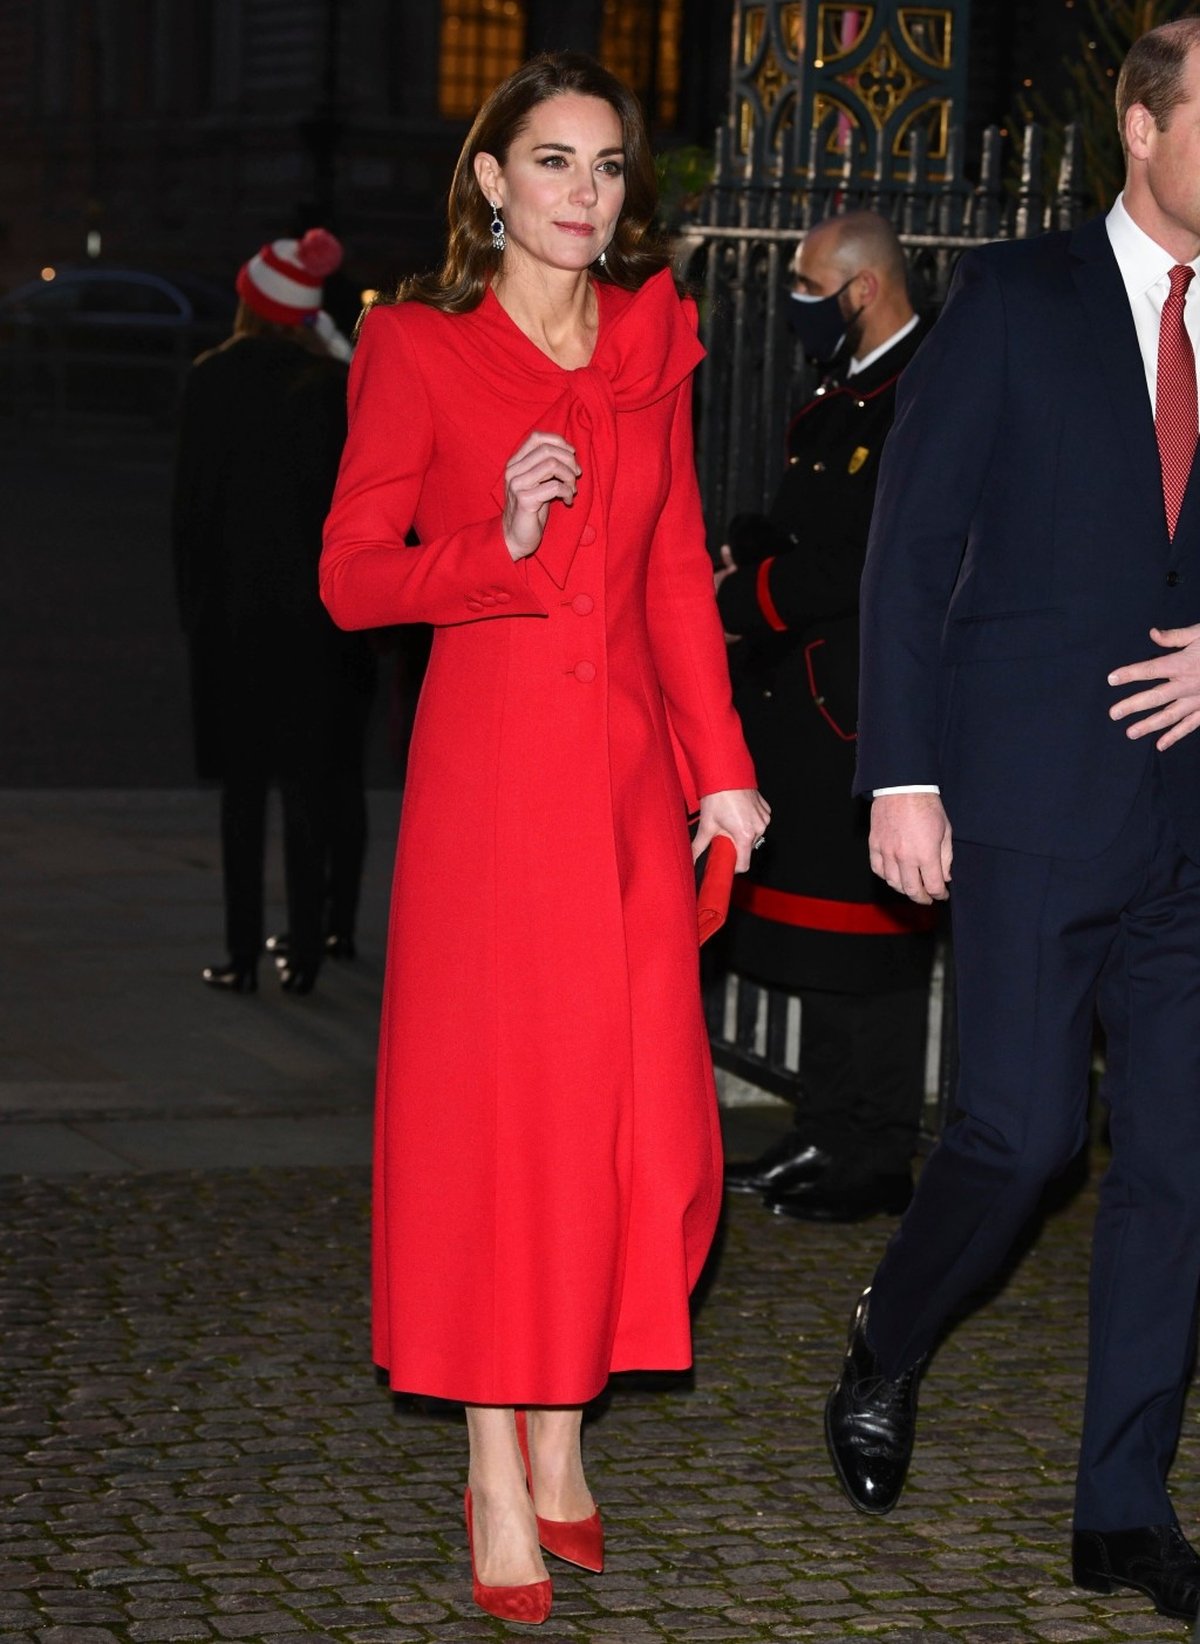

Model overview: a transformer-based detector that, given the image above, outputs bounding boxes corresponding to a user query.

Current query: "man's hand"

[869,792,952,905]
[713,544,742,643]
[1108,624,1200,751]
[713,542,738,594]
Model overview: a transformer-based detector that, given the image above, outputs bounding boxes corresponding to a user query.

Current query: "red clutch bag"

[697,834,737,946]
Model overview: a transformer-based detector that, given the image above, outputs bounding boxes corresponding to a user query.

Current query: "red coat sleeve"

[320,304,547,630]
[645,376,757,807]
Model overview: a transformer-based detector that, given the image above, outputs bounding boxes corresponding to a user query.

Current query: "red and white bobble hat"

[235,227,344,325]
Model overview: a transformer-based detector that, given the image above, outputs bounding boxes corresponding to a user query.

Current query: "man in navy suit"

[825,20,1200,1623]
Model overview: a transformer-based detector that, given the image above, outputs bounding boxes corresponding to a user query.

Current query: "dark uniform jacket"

[716,317,936,994]
[173,334,376,781]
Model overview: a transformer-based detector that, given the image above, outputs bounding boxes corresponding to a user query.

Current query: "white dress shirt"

[1106,191,1200,411]
[876,195,1200,799]
[847,312,921,379]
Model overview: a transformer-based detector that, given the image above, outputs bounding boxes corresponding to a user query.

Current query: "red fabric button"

[580,525,597,545]
[571,593,595,616]
[572,660,597,683]
[465,598,483,611]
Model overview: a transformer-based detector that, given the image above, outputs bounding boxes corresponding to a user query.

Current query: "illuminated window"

[599,0,683,126]
[655,0,683,126]
[439,0,527,121]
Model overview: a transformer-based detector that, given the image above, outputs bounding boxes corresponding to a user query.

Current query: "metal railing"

[690,121,1084,1129]
[678,121,1086,526]
[703,943,958,1145]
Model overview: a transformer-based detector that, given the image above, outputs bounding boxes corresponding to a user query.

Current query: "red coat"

[321,269,756,1405]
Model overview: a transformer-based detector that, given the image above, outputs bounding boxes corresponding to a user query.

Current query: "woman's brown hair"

[231,299,332,356]
[394,51,670,313]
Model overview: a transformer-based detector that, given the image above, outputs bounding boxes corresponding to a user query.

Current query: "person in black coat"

[716,211,936,1221]
[173,229,377,995]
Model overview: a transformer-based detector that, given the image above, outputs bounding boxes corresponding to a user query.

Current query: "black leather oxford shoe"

[278,961,319,995]
[724,1127,831,1196]
[767,1171,912,1223]
[825,1288,923,1516]
[1073,1524,1200,1621]
[201,960,257,994]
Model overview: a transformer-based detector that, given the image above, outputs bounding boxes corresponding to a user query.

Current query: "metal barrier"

[704,940,957,1148]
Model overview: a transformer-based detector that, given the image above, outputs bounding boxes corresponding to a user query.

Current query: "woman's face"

[478,93,627,274]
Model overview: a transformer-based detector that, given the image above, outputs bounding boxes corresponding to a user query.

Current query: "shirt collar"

[846,312,921,379]
[1106,191,1199,297]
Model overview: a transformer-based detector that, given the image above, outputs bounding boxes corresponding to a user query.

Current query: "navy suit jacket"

[855,215,1200,859]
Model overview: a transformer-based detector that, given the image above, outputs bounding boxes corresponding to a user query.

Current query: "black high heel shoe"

[202,961,257,994]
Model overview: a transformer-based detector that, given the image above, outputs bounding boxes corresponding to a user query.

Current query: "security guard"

[717,211,936,1222]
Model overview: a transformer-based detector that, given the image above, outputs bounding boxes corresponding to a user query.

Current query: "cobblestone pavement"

[4,1158,1198,1642]
[3,783,1199,1644]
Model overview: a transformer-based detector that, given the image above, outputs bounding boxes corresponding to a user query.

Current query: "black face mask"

[787,277,864,364]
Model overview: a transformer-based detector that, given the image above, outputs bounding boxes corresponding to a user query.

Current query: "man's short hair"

[1116,18,1200,154]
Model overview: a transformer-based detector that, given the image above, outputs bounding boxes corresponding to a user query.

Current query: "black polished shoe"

[825,1288,923,1516]
[201,960,257,994]
[724,1126,831,1195]
[1073,1524,1200,1621]
[767,1171,912,1223]
[278,961,319,995]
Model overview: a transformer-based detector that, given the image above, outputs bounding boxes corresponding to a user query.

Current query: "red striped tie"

[1157,263,1198,540]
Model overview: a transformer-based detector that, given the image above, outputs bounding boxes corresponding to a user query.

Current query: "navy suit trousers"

[867,762,1200,1529]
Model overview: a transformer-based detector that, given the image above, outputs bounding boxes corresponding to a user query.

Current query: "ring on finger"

[752,835,766,851]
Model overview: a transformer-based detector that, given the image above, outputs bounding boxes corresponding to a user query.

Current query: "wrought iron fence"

[702,943,958,1145]
[687,119,1084,1134]
[677,120,1087,526]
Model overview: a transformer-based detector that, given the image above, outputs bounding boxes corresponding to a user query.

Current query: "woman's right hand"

[502,431,581,561]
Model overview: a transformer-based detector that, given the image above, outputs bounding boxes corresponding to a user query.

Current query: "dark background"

[0,0,1161,789]
[0,0,1109,309]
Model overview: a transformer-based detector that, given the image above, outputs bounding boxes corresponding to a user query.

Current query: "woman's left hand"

[693,788,771,872]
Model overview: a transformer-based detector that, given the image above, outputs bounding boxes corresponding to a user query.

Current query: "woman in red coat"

[320,52,768,1625]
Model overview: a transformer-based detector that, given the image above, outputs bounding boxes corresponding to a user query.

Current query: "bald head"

[801,211,909,294]
[792,210,914,363]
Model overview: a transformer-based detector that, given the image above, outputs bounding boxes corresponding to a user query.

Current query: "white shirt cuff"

[872,785,941,796]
